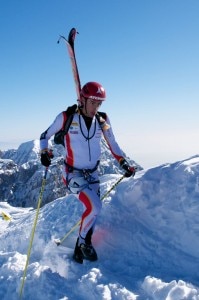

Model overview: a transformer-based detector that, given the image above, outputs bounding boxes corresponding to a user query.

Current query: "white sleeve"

[40,112,64,150]
[102,115,124,162]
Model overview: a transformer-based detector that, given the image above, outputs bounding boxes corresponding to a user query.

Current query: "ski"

[58,28,81,101]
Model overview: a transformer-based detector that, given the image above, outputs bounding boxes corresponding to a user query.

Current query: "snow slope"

[1,156,199,299]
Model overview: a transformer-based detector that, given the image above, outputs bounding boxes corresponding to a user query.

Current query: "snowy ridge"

[1,156,199,299]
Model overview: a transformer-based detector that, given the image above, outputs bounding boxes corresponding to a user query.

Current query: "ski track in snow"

[1,158,199,299]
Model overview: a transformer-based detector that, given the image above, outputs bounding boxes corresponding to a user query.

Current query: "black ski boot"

[73,238,84,264]
[73,236,98,263]
[80,243,98,261]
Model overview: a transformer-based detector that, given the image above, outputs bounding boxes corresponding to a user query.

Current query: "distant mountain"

[0,139,142,208]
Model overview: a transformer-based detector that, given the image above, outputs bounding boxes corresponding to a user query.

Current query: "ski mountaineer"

[40,81,136,264]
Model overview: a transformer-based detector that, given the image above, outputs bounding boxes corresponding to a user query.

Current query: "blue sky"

[0,0,199,168]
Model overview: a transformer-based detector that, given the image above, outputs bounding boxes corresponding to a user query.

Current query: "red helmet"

[80,82,106,101]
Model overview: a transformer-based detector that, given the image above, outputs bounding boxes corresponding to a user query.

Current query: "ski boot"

[80,243,98,261]
[73,237,98,263]
[73,238,84,264]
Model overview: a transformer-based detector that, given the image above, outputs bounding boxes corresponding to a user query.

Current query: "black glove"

[120,159,136,178]
[40,150,54,167]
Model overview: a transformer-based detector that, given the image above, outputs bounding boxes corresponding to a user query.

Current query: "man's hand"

[40,149,54,167]
[120,159,137,178]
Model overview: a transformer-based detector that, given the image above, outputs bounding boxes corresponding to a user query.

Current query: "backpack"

[54,104,107,146]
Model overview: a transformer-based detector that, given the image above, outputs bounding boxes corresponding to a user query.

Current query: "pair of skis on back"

[57,28,81,102]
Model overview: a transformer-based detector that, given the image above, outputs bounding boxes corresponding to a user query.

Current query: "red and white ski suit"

[40,109,125,242]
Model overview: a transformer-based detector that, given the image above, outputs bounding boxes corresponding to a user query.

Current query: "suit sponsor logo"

[71,122,79,126]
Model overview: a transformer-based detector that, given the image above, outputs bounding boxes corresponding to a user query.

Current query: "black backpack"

[54,104,107,146]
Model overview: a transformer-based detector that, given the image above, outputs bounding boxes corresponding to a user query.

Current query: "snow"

[1,156,199,299]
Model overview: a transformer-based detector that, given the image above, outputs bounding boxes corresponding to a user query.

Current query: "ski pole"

[100,174,125,201]
[19,167,48,299]
[55,174,126,246]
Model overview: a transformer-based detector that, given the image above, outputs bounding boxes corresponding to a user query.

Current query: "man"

[40,81,136,263]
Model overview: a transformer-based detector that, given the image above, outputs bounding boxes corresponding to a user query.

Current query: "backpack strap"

[54,104,78,146]
[96,112,110,131]
[62,104,78,134]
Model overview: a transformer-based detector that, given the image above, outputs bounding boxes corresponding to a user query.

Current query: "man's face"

[81,98,103,118]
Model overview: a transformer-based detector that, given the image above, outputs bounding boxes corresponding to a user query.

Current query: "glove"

[120,159,136,178]
[40,149,54,167]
